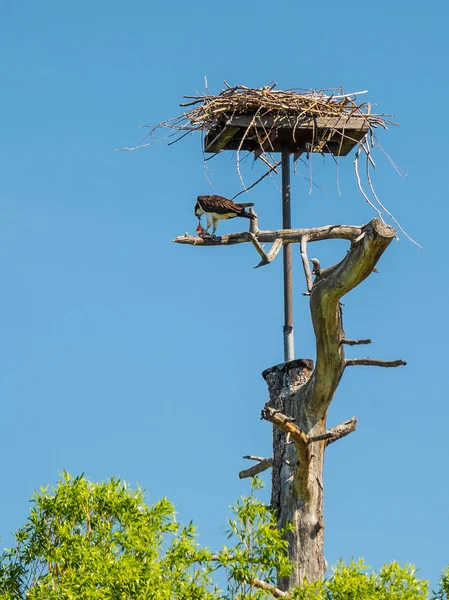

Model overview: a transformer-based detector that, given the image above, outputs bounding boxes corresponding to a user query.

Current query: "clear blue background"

[0,0,447,589]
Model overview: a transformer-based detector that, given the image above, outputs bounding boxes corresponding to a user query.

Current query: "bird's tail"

[239,211,257,220]
[239,202,255,208]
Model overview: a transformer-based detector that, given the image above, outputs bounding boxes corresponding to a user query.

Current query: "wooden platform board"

[204,114,370,157]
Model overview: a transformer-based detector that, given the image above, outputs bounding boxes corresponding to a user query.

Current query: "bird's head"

[194,201,204,218]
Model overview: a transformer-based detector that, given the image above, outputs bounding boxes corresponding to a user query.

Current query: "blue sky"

[0,0,447,589]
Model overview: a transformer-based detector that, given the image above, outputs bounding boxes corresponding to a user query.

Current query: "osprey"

[194,195,256,235]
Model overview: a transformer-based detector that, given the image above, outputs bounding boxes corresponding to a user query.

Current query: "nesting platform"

[204,114,370,158]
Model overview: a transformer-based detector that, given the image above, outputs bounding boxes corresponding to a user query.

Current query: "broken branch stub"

[239,456,273,479]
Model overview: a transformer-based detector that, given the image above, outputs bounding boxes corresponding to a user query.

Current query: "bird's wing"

[197,195,243,215]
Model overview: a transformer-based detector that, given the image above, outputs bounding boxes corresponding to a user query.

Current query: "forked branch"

[173,223,364,249]
[293,219,399,417]
[254,237,284,268]
[263,409,358,448]
[173,223,368,274]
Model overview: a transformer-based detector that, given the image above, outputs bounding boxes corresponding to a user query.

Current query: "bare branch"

[299,238,313,292]
[261,406,309,448]
[363,143,424,250]
[353,146,384,221]
[251,578,290,598]
[266,237,284,261]
[243,455,270,462]
[254,238,284,268]
[173,223,364,248]
[232,159,282,200]
[345,358,406,368]
[248,232,268,263]
[239,457,273,479]
[342,338,372,346]
[204,553,291,596]
[308,417,358,445]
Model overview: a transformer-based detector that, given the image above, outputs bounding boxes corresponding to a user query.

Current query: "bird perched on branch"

[194,195,256,236]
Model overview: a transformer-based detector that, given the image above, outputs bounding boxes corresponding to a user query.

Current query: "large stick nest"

[126,83,393,149]
[177,83,392,131]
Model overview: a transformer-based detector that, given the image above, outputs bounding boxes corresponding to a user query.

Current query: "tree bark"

[263,359,325,588]
[260,219,402,591]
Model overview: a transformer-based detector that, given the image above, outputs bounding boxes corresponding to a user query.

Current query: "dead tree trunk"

[260,219,404,590]
[263,359,326,587]
[175,218,406,592]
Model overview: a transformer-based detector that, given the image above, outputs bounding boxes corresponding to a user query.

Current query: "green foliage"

[432,566,449,599]
[0,474,289,600]
[292,559,428,600]
[0,473,445,599]
[211,476,293,599]
[0,471,217,599]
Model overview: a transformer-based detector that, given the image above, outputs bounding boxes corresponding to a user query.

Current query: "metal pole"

[282,149,294,362]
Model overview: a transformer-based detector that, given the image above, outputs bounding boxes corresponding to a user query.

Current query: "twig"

[293,163,329,194]
[345,358,406,368]
[239,457,273,479]
[236,112,260,191]
[243,455,270,462]
[300,237,313,292]
[376,140,407,178]
[331,90,368,99]
[204,556,291,597]
[363,146,424,250]
[308,149,313,195]
[308,417,358,445]
[202,140,219,193]
[251,578,289,598]
[232,160,281,201]
[327,146,342,196]
[258,153,280,173]
[167,129,193,146]
[354,147,384,221]
[341,338,372,346]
